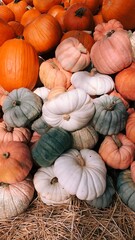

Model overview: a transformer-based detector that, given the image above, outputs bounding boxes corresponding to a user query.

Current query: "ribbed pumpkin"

[68,0,100,14]
[31,127,73,167]
[31,116,51,135]
[0,37,39,92]
[8,20,24,36]
[7,0,28,22]
[20,6,41,27]
[33,0,62,13]
[126,112,135,143]
[0,5,15,22]
[0,19,15,47]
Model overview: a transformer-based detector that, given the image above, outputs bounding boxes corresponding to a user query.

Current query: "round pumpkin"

[8,20,24,36]
[0,141,33,184]
[68,0,100,15]
[34,86,50,102]
[33,0,62,13]
[7,0,28,22]
[126,112,135,143]
[0,5,15,22]
[0,18,15,47]
[20,6,41,27]
[31,116,51,135]
[0,37,39,92]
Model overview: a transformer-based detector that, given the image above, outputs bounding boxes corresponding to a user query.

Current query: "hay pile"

[0,192,135,240]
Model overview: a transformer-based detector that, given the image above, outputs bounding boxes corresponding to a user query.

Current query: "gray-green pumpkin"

[2,88,42,128]
[116,169,135,212]
[31,127,73,167]
[91,94,128,135]
[31,116,51,135]
[86,175,115,209]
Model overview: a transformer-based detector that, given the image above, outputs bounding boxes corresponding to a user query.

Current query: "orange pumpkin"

[68,0,100,14]
[0,5,15,22]
[23,13,62,54]
[7,0,28,22]
[33,0,62,13]
[126,112,135,144]
[0,19,15,46]
[2,0,13,4]
[0,37,39,92]
[20,6,41,27]
[0,141,33,184]
[131,161,135,183]
[101,0,135,30]
[115,62,135,101]
[98,133,135,170]
[8,20,24,36]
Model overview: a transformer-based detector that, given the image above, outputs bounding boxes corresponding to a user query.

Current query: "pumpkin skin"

[0,176,34,219]
[33,166,71,205]
[90,28,133,74]
[131,161,135,183]
[31,127,73,167]
[55,37,91,72]
[34,86,50,102]
[68,0,100,14]
[23,13,62,54]
[0,5,15,22]
[54,148,107,201]
[20,6,41,27]
[0,86,9,106]
[115,62,135,101]
[0,141,33,184]
[86,175,115,209]
[126,112,135,144]
[0,37,39,92]
[0,19,15,47]
[0,121,31,143]
[8,20,24,36]
[33,0,62,13]
[39,58,72,90]
[71,69,114,96]
[2,88,42,128]
[7,0,28,22]
[42,88,95,132]
[91,94,128,135]
[101,0,135,30]
[116,169,135,211]
[98,133,135,170]
[31,116,51,135]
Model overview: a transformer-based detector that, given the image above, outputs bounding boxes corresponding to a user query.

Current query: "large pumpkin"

[0,37,39,92]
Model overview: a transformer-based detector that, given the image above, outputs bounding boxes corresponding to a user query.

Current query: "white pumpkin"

[54,149,107,201]
[33,166,71,205]
[34,86,50,102]
[42,88,95,131]
[71,69,114,96]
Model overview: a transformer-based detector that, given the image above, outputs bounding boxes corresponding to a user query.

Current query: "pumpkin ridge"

[10,183,33,201]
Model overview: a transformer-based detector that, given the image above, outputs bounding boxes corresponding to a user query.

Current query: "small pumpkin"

[98,133,135,170]
[2,88,42,128]
[33,0,62,13]
[91,94,128,135]
[31,127,73,167]
[0,18,15,47]
[0,5,15,22]
[54,148,107,201]
[0,176,34,219]
[7,0,28,22]
[55,37,91,72]
[20,6,41,27]
[0,141,33,184]
[126,112,135,144]
[33,166,71,205]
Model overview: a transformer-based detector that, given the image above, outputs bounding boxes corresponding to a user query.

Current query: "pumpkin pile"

[0,0,135,219]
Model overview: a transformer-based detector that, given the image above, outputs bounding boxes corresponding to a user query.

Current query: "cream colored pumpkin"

[42,88,95,131]
[33,166,71,205]
[34,86,50,102]
[71,69,114,96]
[55,37,91,72]
[54,148,107,201]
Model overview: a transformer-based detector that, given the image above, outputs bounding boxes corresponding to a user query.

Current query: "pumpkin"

[8,20,24,36]
[63,3,95,32]
[31,127,73,167]
[86,175,115,209]
[39,58,72,90]
[90,26,133,74]
[61,30,95,52]
[91,94,128,135]
[116,169,135,211]
[98,133,135,169]
[0,120,31,143]
[31,116,51,135]
[68,0,100,15]
[115,62,135,101]
[71,124,99,150]
[23,13,62,54]
[55,37,91,72]
[0,141,33,183]
[101,0,135,30]
[131,161,135,183]
[48,4,66,32]
[128,30,135,61]
[29,131,41,149]
[2,88,42,128]
[33,0,62,13]
[47,86,67,100]
[0,5,15,22]
[42,88,95,132]
[0,176,34,219]
[93,13,104,26]
[109,90,129,109]
[54,148,107,201]
[71,68,114,96]
[0,37,39,92]
[126,112,135,144]
[0,86,9,106]
[0,18,15,47]
[34,86,50,102]
[20,6,41,27]
[33,166,71,205]
[7,0,28,22]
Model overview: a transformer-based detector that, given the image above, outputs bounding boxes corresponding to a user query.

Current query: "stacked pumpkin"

[0,0,135,217]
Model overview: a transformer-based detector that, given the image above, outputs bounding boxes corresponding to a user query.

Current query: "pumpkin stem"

[75,7,86,18]
[51,177,58,184]
[3,152,10,158]
[106,30,115,38]
[17,35,24,40]
[112,135,122,148]
[89,68,97,76]
[76,154,85,167]
[0,182,9,187]
[105,101,116,110]
[63,114,70,121]
[12,100,21,106]
[14,0,21,3]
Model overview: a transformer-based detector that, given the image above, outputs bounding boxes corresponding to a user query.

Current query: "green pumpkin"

[91,94,128,135]
[31,127,73,167]
[31,116,51,135]
[2,88,42,128]
[86,175,115,209]
[116,169,135,212]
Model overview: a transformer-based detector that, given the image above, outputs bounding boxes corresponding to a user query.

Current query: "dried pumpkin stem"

[51,177,58,184]
[75,7,86,18]
[106,30,115,38]
[63,114,70,121]
[0,182,9,187]
[89,68,97,76]
[76,154,85,167]
[14,0,21,3]
[12,100,21,106]
[3,152,10,158]
[112,135,122,148]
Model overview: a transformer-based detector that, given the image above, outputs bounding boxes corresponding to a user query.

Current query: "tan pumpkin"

[55,37,91,72]
[98,133,135,170]
[126,112,135,144]
[47,86,67,100]
[39,58,72,90]
[0,86,9,106]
